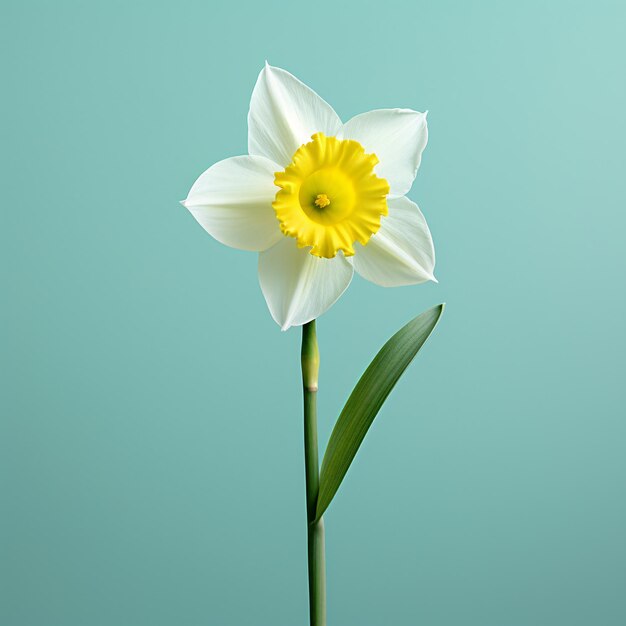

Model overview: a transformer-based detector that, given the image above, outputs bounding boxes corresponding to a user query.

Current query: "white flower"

[183,63,436,330]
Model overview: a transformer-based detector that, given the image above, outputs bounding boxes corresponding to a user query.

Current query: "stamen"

[314,194,331,209]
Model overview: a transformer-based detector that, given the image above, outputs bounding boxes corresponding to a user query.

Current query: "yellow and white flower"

[183,63,436,330]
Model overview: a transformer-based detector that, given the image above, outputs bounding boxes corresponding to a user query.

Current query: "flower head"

[183,63,436,330]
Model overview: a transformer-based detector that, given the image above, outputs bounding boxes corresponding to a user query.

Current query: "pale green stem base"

[302,321,326,626]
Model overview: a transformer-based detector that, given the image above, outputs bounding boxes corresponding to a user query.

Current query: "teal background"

[2,1,625,624]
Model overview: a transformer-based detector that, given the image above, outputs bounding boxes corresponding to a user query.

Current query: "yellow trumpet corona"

[273,133,390,258]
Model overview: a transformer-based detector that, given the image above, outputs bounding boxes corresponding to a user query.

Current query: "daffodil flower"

[181,63,446,626]
[183,63,436,330]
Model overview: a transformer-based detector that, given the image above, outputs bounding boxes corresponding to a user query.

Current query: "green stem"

[301,320,326,626]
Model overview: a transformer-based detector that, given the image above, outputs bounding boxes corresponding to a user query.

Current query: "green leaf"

[315,303,445,521]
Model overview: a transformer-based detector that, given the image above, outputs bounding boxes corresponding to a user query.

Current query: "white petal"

[248,63,343,167]
[258,238,353,330]
[183,155,283,252]
[352,196,435,287]
[339,109,428,197]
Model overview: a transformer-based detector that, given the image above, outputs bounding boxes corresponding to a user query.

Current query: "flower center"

[272,133,390,258]
[314,194,331,209]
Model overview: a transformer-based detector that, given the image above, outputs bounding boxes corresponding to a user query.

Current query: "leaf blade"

[315,304,445,520]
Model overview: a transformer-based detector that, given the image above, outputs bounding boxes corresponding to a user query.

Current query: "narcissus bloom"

[183,63,436,330]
